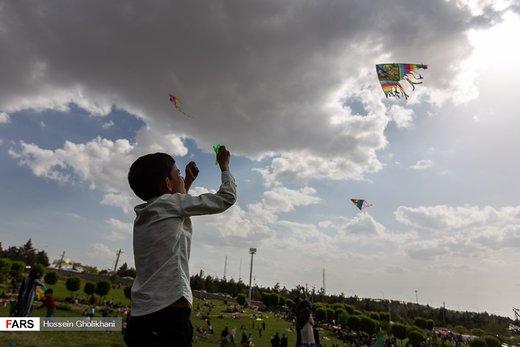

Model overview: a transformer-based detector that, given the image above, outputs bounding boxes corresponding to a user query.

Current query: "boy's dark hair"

[45,288,53,294]
[128,153,175,201]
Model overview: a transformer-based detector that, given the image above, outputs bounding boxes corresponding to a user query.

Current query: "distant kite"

[168,93,191,118]
[351,199,372,211]
[376,63,428,99]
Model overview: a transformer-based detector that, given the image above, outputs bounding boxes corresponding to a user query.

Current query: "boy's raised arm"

[184,161,199,192]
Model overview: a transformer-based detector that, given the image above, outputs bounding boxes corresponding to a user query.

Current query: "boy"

[37,288,56,317]
[124,145,236,346]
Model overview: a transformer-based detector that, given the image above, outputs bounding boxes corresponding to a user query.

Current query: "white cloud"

[410,159,433,170]
[388,105,415,128]
[102,120,114,129]
[105,218,133,241]
[395,204,520,259]
[0,111,10,123]
[0,0,499,184]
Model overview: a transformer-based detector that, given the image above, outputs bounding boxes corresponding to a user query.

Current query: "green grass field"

[0,282,344,346]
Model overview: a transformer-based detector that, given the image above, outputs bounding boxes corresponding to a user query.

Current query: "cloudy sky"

[1,0,520,318]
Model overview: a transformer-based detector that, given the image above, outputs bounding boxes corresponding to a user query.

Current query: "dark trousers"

[124,306,193,347]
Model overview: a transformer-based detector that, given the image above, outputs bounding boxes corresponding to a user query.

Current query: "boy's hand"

[184,161,199,191]
[216,145,230,172]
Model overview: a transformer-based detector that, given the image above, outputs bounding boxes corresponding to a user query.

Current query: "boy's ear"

[165,176,173,192]
[160,176,172,194]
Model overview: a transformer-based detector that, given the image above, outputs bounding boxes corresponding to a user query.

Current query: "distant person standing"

[37,288,57,317]
[13,268,43,317]
[297,297,315,347]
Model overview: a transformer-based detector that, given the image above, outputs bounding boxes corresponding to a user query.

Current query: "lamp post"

[248,248,257,305]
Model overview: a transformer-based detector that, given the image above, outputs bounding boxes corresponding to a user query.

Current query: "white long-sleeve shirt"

[130,171,237,316]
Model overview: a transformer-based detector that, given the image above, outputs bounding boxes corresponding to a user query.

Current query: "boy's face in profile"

[166,163,186,194]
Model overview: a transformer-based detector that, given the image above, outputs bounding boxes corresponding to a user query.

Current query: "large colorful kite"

[376,63,428,99]
[351,199,372,211]
[168,93,191,118]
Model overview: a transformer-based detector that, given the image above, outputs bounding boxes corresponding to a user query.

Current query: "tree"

[66,277,81,296]
[391,323,408,347]
[95,280,111,302]
[413,317,428,330]
[117,262,136,278]
[9,260,26,282]
[482,335,501,347]
[469,338,487,347]
[237,293,247,306]
[44,271,59,285]
[379,312,390,322]
[347,315,361,332]
[369,312,381,321]
[315,307,327,322]
[84,282,96,297]
[338,310,349,327]
[360,316,378,336]
[32,263,46,277]
[124,286,132,300]
[35,250,50,267]
[471,328,486,337]
[0,258,11,283]
[407,330,425,347]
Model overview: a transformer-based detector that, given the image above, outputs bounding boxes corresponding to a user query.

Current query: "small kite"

[213,144,222,165]
[351,199,372,211]
[376,63,428,99]
[36,285,47,299]
[168,93,191,118]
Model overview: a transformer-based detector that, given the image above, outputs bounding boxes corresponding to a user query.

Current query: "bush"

[96,280,111,298]
[482,335,501,347]
[65,277,81,294]
[124,286,132,300]
[326,308,335,323]
[379,312,390,322]
[344,304,355,314]
[347,315,361,332]
[84,282,96,296]
[407,330,425,347]
[469,338,487,347]
[44,271,59,285]
[10,260,26,281]
[360,316,378,336]
[315,307,327,322]
[369,312,380,321]
[391,323,408,341]
[237,293,247,306]
[32,263,46,277]
[337,311,349,327]
[471,328,486,337]
[413,317,428,330]
[0,258,11,283]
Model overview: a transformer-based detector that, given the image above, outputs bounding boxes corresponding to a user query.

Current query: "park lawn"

[0,297,345,347]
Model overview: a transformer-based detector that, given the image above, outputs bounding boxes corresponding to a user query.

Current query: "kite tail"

[404,77,423,91]
[394,83,409,99]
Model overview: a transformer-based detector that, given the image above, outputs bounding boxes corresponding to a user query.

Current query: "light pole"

[248,248,257,305]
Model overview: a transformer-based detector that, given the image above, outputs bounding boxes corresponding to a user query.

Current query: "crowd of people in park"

[188,294,327,346]
[0,268,130,323]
